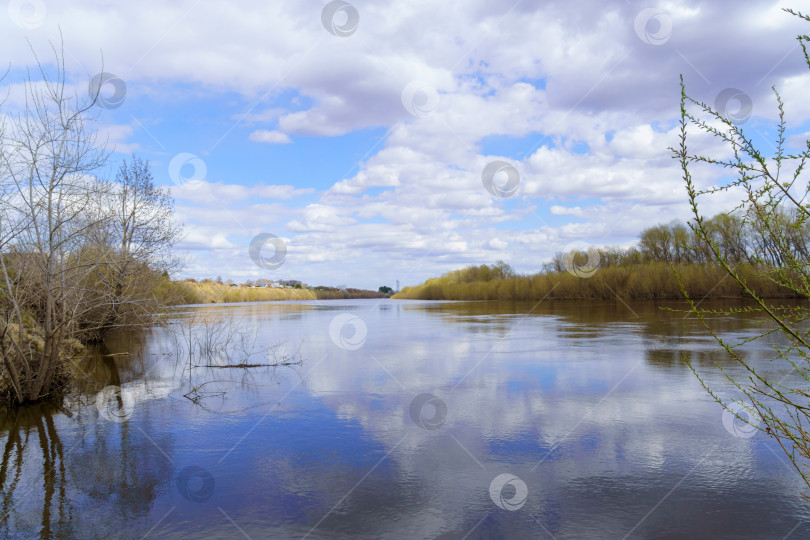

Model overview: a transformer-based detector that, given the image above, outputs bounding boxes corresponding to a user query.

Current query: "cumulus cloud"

[172,182,313,205]
[286,204,356,232]
[248,129,292,144]
[2,0,808,286]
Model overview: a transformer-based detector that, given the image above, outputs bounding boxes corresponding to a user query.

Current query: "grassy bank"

[393,262,802,301]
[160,281,388,305]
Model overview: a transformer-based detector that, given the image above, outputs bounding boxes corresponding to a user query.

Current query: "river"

[1,299,808,538]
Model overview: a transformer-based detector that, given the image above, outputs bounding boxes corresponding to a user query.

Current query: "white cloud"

[248,129,292,144]
[2,0,808,286]
[788,130,810,150]
[98,123,141,154]
[172,182,313,205]
[286,203,356,232]
[178,228,237,251]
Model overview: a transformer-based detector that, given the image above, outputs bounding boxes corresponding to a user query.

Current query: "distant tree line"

[544,208,810,272]
[395,208,809,302]
[445,260,516,282]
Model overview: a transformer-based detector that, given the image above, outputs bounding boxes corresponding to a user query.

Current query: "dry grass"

[162,281,387,304]
[393,263,801,301]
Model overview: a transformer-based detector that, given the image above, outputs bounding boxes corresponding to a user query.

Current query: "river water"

[1,299,808,539]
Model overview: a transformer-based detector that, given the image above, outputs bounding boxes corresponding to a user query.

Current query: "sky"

[1,0,809,289]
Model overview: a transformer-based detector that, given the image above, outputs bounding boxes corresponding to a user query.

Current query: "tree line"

[543,208,810,272]
[395,208,810,302]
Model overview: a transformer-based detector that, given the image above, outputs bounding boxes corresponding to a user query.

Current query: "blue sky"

[2,0,809,288]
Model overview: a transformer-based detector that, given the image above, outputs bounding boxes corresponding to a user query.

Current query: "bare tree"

[80,156,183,341]
[0,42,111,403]
[0,43,183,405]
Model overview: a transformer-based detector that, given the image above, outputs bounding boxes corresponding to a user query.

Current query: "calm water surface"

[1,299,809,539]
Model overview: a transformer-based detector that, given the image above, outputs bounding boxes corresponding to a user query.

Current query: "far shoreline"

[163,280,391,305]
[391,262,807,302]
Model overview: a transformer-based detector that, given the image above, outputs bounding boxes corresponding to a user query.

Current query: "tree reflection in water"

[1,299,808,538]
[0,348,174,539]
[0,403,67,539]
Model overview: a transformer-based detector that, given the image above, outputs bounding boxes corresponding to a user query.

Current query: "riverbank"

[392,262,801,301]
[161,281,389,304]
